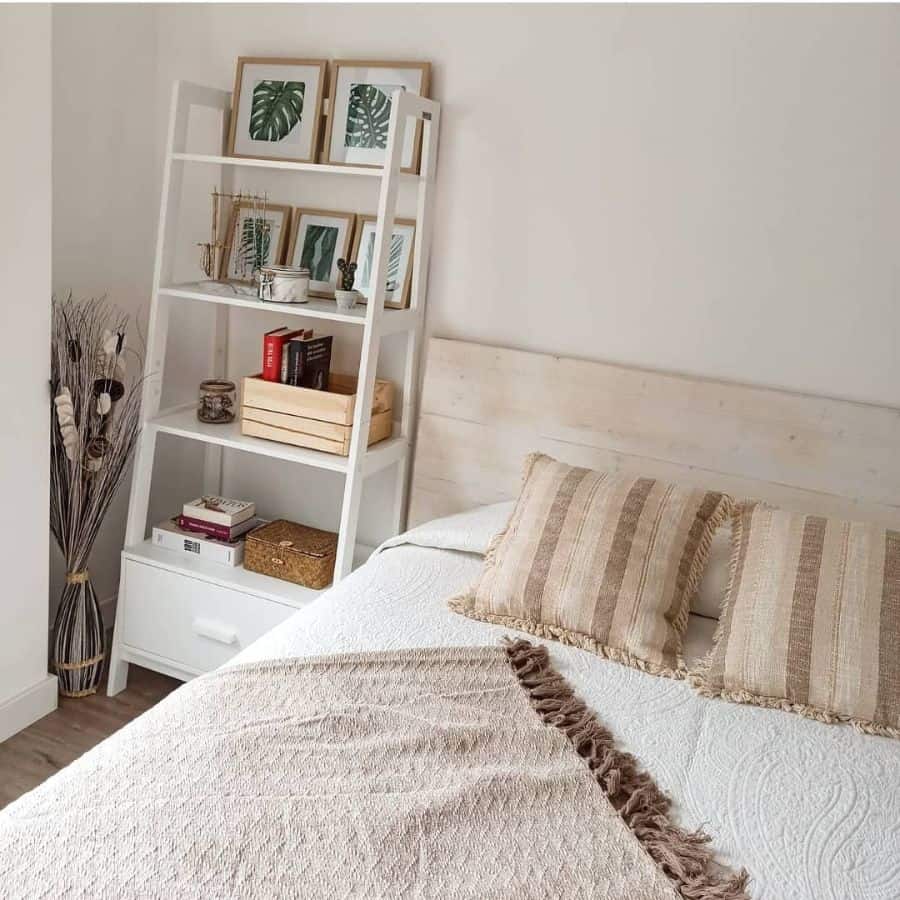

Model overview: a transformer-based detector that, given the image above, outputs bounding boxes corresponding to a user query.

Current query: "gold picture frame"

[350,215,416,310]
[219,200,292,284]
[285,208,356,298]
[227,57,328,164]
[322,60,431,174]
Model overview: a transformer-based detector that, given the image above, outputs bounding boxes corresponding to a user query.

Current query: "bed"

[2,338,899,899]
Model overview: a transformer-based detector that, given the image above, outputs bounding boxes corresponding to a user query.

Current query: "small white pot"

[334,289,361,311]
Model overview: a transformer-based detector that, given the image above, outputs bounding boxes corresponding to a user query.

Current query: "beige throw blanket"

[0,642,748,899]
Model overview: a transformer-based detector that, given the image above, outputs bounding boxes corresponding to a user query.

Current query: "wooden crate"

[241,373,394,456]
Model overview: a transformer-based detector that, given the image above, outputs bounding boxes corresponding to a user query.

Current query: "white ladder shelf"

[107,81,440,695]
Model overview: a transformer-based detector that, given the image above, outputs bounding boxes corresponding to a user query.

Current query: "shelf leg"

[334,92,411,581]
[391,103,439,533]
[107,426,158,695]
[106,563,129,696]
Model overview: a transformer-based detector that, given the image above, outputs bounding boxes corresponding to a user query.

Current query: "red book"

[177,515,258,542]
[262,327,303,381]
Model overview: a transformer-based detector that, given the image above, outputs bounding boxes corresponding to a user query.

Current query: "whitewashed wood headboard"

[409,338,900,528]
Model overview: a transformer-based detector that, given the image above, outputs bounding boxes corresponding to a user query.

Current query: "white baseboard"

[0,674,57,744]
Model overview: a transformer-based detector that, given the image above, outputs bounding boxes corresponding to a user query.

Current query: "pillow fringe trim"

[480,451,543,571]
[673,492,735,653]
[503,638,751,900]
[449,593,686,679]
[689,500,749,684]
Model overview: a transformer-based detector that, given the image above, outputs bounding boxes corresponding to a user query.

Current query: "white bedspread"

[235,503,900,900]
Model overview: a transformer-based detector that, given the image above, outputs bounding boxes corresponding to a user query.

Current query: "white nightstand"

[109,542,320,686]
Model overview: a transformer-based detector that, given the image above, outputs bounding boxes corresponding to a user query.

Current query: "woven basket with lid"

[244,520,337,589]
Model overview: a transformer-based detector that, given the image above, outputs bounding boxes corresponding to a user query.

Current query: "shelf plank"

[123,539,374,607]
[123,539,325,608]
[159,282,418,334]
[171,152,390,179]
[149,406,409,476]
[160,282,368,325]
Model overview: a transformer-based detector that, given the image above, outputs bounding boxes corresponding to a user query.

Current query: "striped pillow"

[692,502,900,738]
[450,454,731,675]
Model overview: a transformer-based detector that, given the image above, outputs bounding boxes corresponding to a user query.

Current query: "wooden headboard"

[409,338,900,528]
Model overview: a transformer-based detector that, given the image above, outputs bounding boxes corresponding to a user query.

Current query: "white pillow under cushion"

[376,501,516,557]
[692,524,731,619]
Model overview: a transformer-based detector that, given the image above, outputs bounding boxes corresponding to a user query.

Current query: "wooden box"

[243,520,337,589]
[241,373,394,456]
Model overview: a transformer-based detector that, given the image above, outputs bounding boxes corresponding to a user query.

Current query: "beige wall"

[51,4,900,604]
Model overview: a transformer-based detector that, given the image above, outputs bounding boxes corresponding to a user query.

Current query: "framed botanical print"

[286,209,356,298]
[323,61,431,174]
[227,57,327,164]
[219,200,291,284]
[351,215,416,309]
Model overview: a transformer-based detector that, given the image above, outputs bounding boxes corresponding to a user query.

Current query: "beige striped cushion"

[450,453,731,675]
[693,502,900,738]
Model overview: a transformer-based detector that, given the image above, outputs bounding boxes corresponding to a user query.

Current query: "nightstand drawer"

[121,558,296,674]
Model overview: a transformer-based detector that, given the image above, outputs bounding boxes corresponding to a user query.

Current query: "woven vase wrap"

[53,571,105,698]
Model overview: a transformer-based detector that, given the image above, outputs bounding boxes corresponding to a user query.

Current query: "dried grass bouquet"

[50,295,145,697]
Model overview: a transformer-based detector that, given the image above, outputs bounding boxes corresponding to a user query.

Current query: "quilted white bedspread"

[235,503,900,900]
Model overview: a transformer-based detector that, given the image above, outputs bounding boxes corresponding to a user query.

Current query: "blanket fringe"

[503,638,751,900]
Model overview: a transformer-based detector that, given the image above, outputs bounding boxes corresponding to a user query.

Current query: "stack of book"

[262,327,333,390]
[152,496,259,567]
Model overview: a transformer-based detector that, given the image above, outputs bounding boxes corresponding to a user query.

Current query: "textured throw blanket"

[0,641,748,899]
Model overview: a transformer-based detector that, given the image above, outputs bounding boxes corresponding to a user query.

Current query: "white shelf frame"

[107,80,440,695]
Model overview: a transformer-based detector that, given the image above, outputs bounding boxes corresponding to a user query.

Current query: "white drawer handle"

[192,617,238,645]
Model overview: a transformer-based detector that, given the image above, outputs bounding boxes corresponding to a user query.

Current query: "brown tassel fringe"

[503,638,751,900]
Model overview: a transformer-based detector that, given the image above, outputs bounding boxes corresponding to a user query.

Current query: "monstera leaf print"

[385,233,404,293]
[358,229,407,296]
[345,83,403,149]
[236,216,271,275]
[249,80,305,142]
[358,231,376,290]
[300,225,338,282]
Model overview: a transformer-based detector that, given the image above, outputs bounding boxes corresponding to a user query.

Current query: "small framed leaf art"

[350,215,416,309]
[220,200,291,284]
[286,208,356,298]
[227,57,327,163]
[324,61,430,174]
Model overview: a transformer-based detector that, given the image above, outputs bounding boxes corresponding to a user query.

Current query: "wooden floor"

[0,666,179,810]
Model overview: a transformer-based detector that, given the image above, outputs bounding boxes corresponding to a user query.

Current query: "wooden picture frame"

[219,200,292,284]
[322,60,431,174]
[285,208,356,298]
[350,215,416,309]
[227,57,328,164]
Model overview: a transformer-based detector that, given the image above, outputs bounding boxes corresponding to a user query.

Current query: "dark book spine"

[299,336,333,390]
[285,339,304,387]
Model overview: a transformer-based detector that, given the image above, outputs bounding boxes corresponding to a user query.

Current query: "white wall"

[0,4,57,741]
[154,3,900,407]
[51,4,160,609]
[51,5,900,605]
